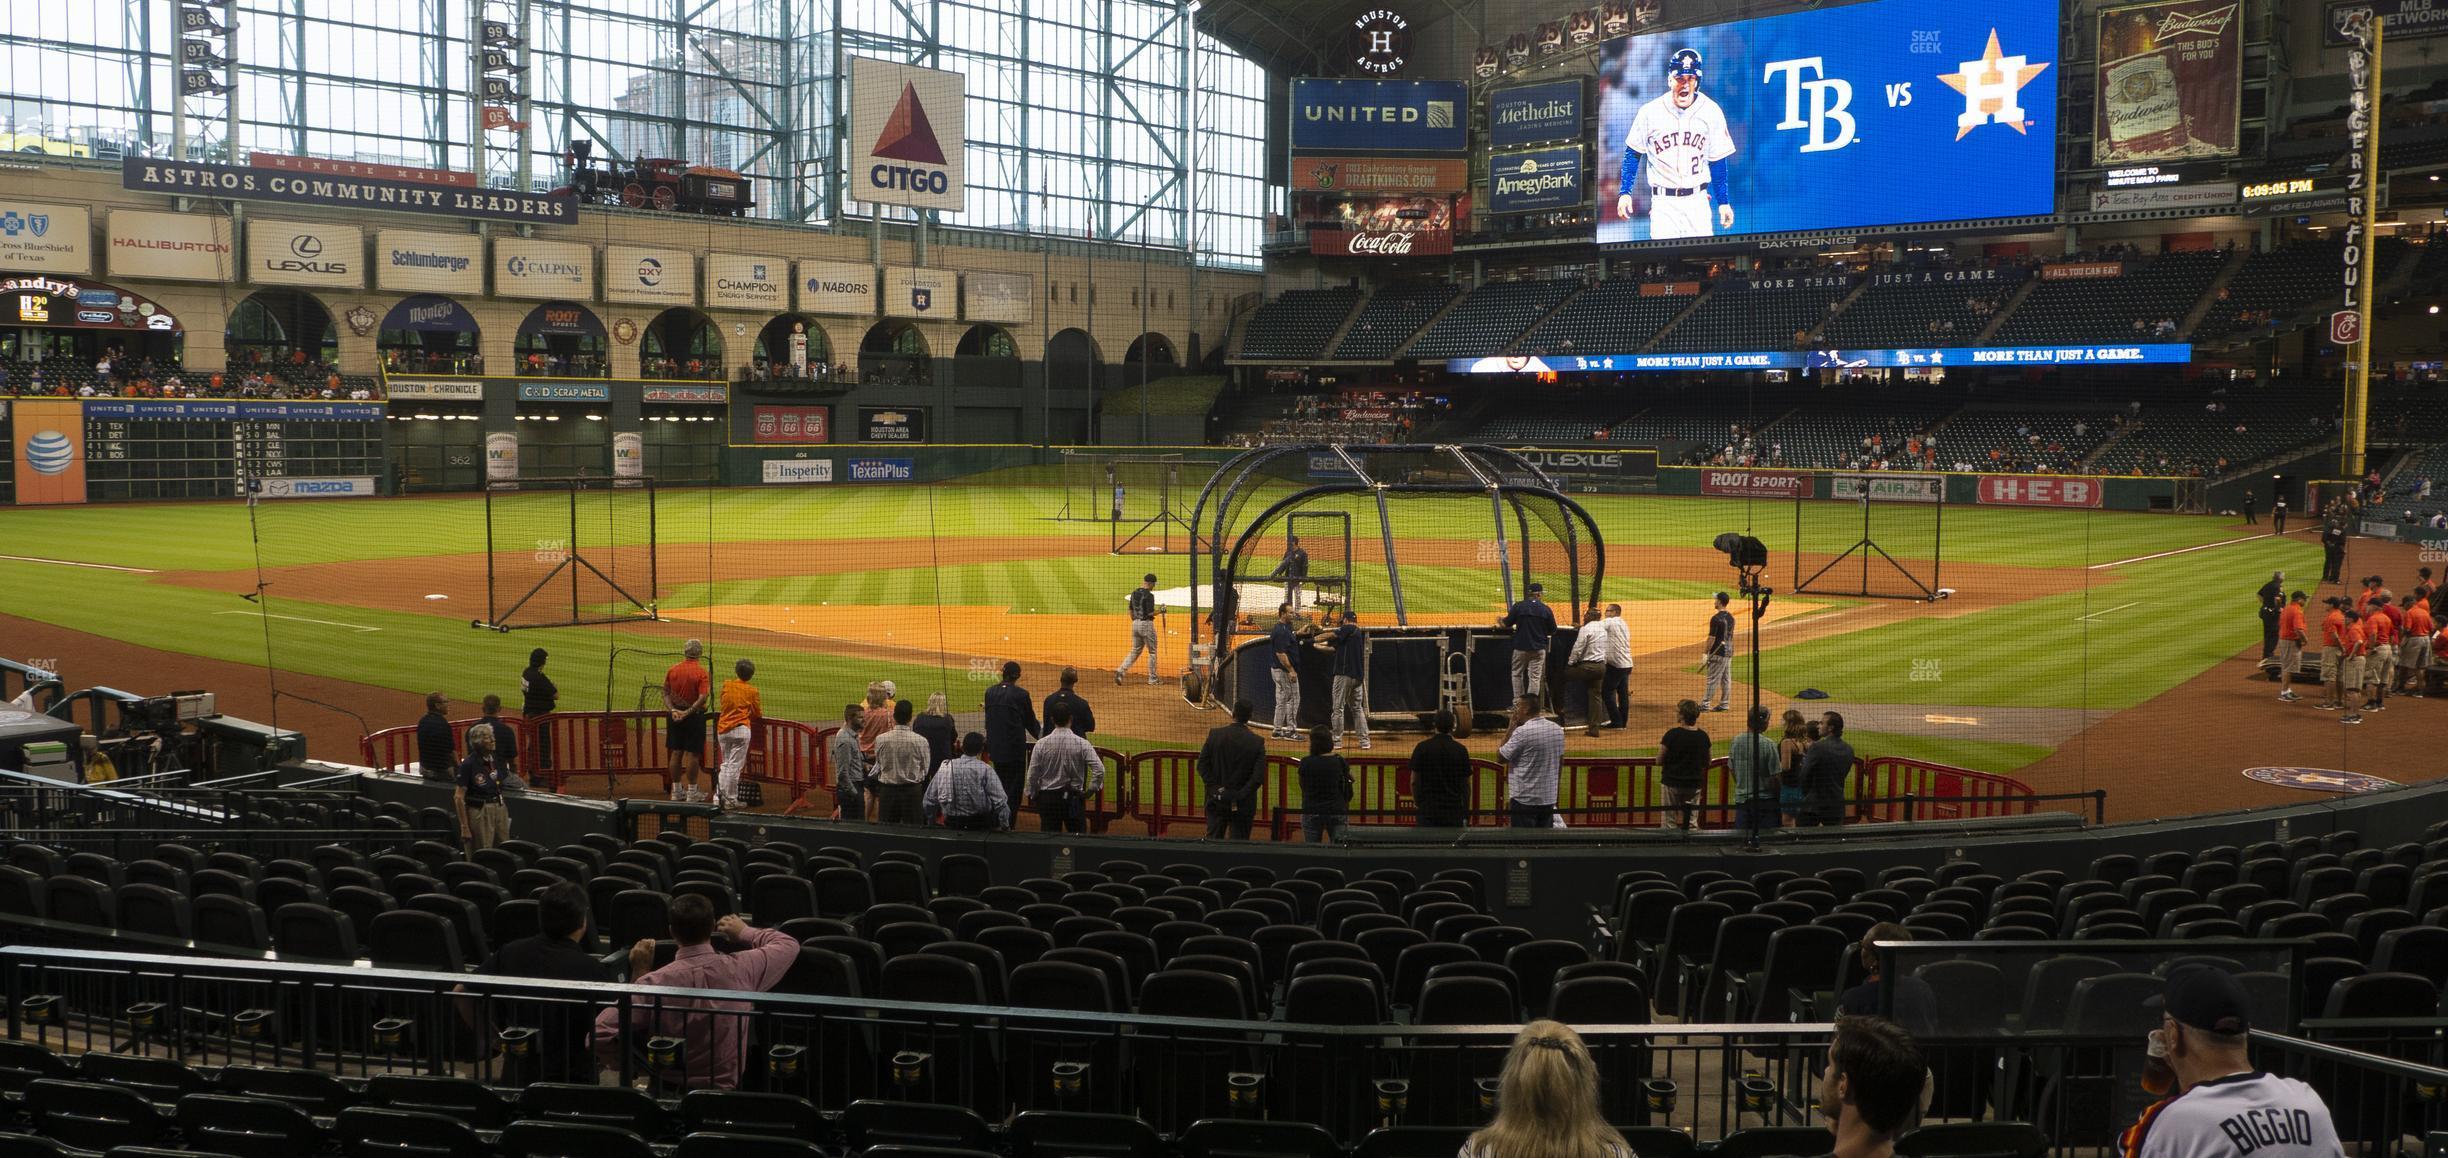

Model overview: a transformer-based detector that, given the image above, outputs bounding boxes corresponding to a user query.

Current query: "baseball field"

[0,478,2432,821]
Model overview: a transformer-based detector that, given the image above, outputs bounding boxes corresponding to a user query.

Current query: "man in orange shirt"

[2401,592,2435,698]
[2337,611,2369,725]
[2365,595,2399,713]
[713,658,762,811]
[2274,591,2309,703]
[664,640,712,801]
[2355,575,2381,615]
[2317,597,2348,711]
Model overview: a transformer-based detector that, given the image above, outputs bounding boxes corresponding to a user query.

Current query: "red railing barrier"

[361,714,2042,833]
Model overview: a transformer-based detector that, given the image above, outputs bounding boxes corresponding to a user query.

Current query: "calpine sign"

[1309,229,1451,257]
[124,157,576,225]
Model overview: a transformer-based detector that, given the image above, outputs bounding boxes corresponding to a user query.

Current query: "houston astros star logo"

[1938,29,2049,139]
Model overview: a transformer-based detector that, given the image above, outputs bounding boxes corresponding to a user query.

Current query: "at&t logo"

[24,430,75,476]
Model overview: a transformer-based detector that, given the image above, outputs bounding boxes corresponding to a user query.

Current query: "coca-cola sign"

[1311,229,1453,257]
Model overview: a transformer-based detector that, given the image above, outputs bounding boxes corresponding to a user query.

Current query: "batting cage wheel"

[473,475,663,631]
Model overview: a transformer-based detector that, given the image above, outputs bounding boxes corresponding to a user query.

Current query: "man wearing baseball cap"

[2121,967,2343,1158]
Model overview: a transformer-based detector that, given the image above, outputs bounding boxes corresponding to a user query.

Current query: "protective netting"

[478,477,660,630]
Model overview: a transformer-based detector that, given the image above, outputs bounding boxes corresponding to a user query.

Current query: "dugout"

[1190,444,1605,732]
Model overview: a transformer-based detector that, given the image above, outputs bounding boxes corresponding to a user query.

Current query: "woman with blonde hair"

[1461,1020,1632,1158]
[915,691,958,775]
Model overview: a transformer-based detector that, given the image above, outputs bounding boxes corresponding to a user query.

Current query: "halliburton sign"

[1701,469,1810,498]
[1310,229,1453,257]
[1979,476,2105,508]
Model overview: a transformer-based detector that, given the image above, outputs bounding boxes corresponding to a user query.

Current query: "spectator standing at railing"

[1498,695,1564,828]
[456,724,511,851]
[1298,727,1353,843]
[871,700,931,825]
[826,703,869,821]
[2120,966,2344,1158]
[518,646,558,773]
[915,692,958,774]
[984,662,1041,805]
[713,659,761,811]
[1198,699,1267,839]
[593,897,797,1089]
[1657,700,1711,830]
[478,694,521,788]
[663,641,712,802]
[1044,666,1097,738]
[1730,706,1781,835]
[926,732,1010,830]
[1023,699,1100,833]
[416,691,454,782]
[1409,710,1472,829]
[1797,711,1854,826]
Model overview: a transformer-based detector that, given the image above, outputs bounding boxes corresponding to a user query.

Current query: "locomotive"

[559,141,754,216]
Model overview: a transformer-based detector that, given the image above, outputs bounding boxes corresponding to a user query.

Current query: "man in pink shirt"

[592,895,798,1088]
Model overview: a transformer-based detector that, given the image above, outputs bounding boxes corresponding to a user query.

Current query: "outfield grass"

[0,484,2278,764]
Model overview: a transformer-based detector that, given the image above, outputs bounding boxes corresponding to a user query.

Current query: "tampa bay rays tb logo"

[1763,57,1856,152]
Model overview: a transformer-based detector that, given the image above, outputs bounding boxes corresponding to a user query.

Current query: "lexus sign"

[1310,229,1452,257]
[1978,476,2104,509]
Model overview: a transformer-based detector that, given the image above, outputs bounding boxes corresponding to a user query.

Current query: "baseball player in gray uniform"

[1616,48,1737,240]
[1115,573,1161,684]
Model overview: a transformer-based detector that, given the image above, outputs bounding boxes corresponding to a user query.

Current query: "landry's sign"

[124,156,577,225]
[1310,229,1452,257]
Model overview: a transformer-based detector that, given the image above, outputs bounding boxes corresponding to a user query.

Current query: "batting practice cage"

[1190,444,1604,732]
[475,476,663,631]
[1791,473,1946,601]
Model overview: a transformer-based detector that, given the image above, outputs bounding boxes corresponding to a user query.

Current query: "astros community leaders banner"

[107,210,233,282]
[1290,79,1469,154]
[1593,0,2059,244]
[376,229,483,294]
[2094,0,2242,165]
[0,201,91,274]
[123,156,577,224]
[247,219,362,289]
[848,58,966,212]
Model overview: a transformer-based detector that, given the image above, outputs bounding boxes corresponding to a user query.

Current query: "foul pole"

[2342,18,2383,481]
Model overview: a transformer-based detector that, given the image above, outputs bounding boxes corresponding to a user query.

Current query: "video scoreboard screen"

[1592,0,2059,244]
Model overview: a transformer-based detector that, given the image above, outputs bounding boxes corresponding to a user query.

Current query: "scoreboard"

[81,400,386,501]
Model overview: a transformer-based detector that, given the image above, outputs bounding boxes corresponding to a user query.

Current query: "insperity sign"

[123,157,577,225]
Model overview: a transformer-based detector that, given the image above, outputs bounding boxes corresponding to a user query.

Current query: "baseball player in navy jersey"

[1616,48,1736,239]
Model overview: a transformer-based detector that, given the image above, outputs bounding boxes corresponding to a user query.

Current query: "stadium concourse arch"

[1191,443,1605,732]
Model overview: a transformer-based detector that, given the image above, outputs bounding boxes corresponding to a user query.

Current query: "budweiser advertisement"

[1700,469,1810,498]
[1311,229,1453,257]
[1979,476,2105,508]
